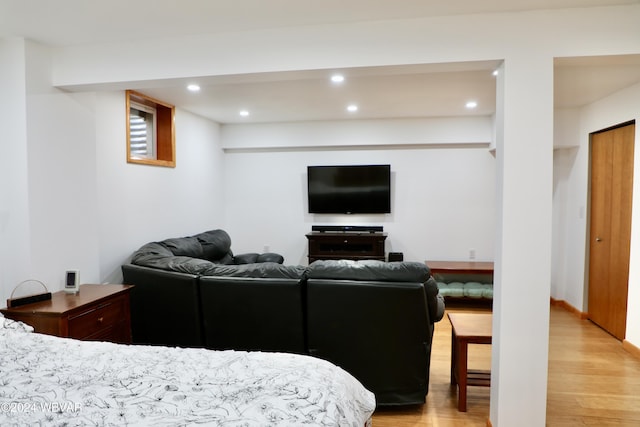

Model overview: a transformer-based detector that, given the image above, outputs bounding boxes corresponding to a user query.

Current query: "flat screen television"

[307,164,391,214]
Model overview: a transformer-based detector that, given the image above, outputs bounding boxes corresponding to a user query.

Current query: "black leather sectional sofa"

[121,229,445,406]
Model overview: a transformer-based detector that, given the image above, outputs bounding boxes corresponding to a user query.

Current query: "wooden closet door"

[588,122,635,340]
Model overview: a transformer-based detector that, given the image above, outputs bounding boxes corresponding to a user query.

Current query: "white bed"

[0,314,375,426]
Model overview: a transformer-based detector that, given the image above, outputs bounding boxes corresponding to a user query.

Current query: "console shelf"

[306,231,387,263]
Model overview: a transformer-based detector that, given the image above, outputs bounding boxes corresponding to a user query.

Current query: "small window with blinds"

[126,90,175,167]
[129,102,156,159]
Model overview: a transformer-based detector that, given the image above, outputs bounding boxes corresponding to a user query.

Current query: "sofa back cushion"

[306,259,430,283]
[200,262,305,279]
[199,276,305,353]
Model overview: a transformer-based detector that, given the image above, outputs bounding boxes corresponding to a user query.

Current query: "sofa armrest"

[434,294,445,322]
[424,276,445,323]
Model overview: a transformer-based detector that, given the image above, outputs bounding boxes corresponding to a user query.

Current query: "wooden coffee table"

[447,312,492,411]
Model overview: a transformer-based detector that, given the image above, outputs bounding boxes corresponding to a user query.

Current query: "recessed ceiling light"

[465,101,478,109]
[331,74,345,83]
[239,110,250,117]
[347,104,358,112]
[187,84,200,92]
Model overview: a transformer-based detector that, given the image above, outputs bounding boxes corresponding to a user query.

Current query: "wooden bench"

[425,261,494,303]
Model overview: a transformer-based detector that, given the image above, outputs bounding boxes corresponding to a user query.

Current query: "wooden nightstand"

[1,284,133,344]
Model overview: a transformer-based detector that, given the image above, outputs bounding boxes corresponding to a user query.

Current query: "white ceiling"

[138,61,502,124]
[2,0,640,123]
[2,0,637,47]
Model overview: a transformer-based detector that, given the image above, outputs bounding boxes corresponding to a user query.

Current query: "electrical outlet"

[469,248,476,260]
[264,244,270,253]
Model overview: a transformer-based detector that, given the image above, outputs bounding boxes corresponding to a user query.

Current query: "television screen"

[307,164,391,214]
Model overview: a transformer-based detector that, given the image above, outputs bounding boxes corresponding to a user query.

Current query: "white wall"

[221,117,493,149]
[551,146,579,300]
[0,40,226,301]
[222,117,495,264]
[95,94,226,283]
[552,108,582,301]
[0,38,31,304]
[25,40,101,290]
[95,99,225,283]
[222,122,496,265]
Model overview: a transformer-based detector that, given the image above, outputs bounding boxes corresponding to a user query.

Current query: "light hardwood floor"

[371,304,640,426]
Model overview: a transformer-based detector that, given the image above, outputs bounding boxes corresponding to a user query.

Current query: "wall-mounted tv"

[307,164,391,214]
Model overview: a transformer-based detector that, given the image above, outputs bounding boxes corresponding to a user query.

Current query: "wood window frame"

[126,90,176,167]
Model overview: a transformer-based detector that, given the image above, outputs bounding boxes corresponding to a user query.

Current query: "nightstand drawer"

[68,297,125,340]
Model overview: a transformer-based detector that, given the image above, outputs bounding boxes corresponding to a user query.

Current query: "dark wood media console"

[306,231,387,263]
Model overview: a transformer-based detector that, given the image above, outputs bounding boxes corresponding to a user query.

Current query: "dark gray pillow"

[257,253,285,264]
[161,237,204,258]
[131,242,173,260]
[130,242,174,268]
[234,253,259,264]
[196,229,232,261]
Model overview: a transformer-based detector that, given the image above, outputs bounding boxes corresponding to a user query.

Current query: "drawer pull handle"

[97,317,104,323]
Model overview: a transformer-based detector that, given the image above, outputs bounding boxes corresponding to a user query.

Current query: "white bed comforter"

[0,315,375,426]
